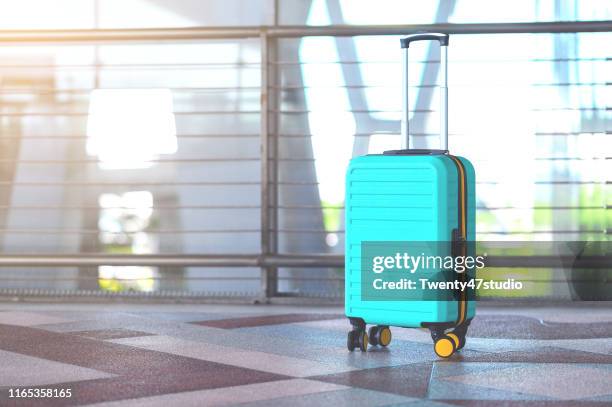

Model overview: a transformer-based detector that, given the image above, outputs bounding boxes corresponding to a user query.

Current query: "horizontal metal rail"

[0,205,262,210]
[0,131,605,140]
[275,229,609,234]
[0,57,605,68]
[0,162,538,175]
[273,83,606,89]
[0,158,260,164]
[5,158,605,165]
[274,107,605,113]
[0,181,316,187]
[0,21,608,43]
[0,82,602,95]
[0,276,344,282]
[0,229,607,235]
[0,254,608,268]
[291,159,607,165]
[0,205,604,211]
[0,106,605,116]
[0,87,260,94]
[0,111,262,116]
[0,289,268,301]
[281,131,608,137]
[0,134,262,140]
[0,254,342,267]
[0,229,261,234]
[267,21,612,37]
[273,57,608,64]
[0,277,607,284]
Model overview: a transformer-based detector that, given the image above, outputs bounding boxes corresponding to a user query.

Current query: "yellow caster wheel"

[378,327,392,347]
[448,332,466,350]
[368,326,391,347]
[447,333,460,349]
[434,335,456,358]
[358,331,369,352]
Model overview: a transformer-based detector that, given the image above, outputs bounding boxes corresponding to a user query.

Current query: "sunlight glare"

[87,89,177,170]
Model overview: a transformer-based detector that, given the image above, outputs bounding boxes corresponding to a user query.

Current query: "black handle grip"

[400,32,449,48]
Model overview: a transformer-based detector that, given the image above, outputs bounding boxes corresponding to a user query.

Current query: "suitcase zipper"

[447,155,468,326]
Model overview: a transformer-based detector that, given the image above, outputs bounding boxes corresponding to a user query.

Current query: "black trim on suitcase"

[447,155,468,326]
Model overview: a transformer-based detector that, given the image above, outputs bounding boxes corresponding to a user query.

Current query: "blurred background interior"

[0,0,608,302]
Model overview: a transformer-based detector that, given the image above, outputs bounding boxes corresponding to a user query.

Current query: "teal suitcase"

[345,33,476,358]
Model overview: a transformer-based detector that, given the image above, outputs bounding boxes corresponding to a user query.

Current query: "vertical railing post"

[268,0,280,299]
[260,29,279,300]
[260,30,270,300]
[269,33,279,298]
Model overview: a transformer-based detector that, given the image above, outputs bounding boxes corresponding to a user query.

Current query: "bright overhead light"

[86,88,177,170]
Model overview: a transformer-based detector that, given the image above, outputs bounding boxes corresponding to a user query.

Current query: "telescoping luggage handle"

[400,33,449,151]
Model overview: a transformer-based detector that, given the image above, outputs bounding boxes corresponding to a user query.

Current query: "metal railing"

[0,19,610,302]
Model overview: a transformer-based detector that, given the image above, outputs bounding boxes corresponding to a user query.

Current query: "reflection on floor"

[0,303,611,406]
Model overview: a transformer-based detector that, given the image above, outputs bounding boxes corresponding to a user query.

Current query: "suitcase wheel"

[347,329,368,352]
[368,326,392,347]
[447,331,466,350]
[347,330,357,351]
[447,333,460,349]
[359,331,369,352]
[368,326,379,346]
[434,335,456,358]
[379,327,392,347]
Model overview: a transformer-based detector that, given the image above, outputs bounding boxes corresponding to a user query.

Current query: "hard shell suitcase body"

[344,33,476,357]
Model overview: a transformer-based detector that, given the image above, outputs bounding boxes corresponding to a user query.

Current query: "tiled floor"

[0,303,610,406]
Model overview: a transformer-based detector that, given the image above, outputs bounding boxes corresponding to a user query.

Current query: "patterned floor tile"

[109,335,359,377]
[0,311,74,327]
[234,324,353,348]
[428,362,552,401]
[0,323,289,405]
[107,319,402,369]
[138,322,356,366]
[449,346,612,364]
[124,312,266,323]
[482,305,612,324]
[86,379,347,407]
[2,370,288,406]
[193,313,343,329]
[433,361,516,378]
[0,349,114,388]
[36,313,156,333]
[430,379,547,401]
[311,362,433,398]
[69,329,154,341]
[467,315,612,340]
[0,304,610,406]
[233,387,416,407]
[584,394,612,403]
[39,315,350,368]
[456,337,547,354]
[229,324,444,368]
[550,338,612,356]
[441,363,612,400]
